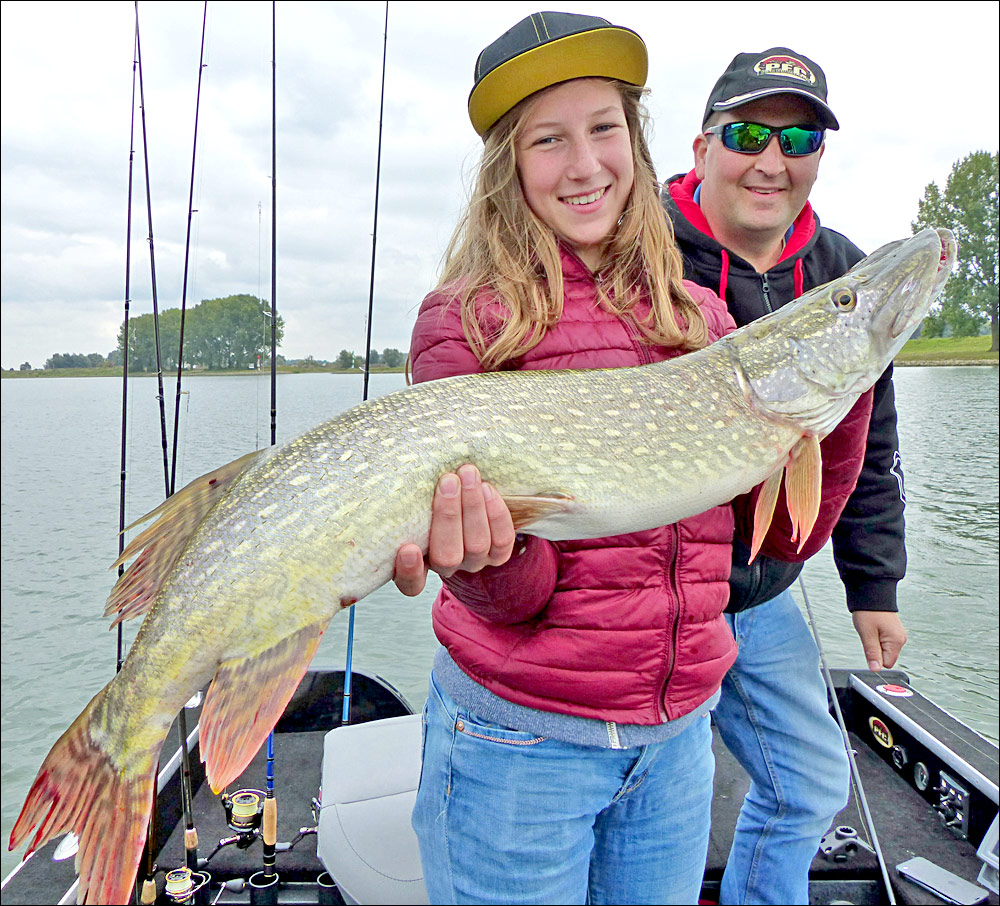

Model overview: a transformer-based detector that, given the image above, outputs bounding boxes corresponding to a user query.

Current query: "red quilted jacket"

[408,246,871,723]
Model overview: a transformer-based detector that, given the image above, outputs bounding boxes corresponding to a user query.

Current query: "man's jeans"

[716,589,850,904]
[412,673,715,905]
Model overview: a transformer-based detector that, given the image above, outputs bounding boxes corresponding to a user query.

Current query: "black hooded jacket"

[663,169,906,614]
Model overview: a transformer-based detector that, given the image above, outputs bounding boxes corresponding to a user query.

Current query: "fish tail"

[9,688,159,905]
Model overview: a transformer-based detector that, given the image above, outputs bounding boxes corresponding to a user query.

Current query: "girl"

[392,11,866,905]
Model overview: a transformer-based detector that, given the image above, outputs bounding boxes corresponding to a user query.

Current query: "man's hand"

[392,464,516,597]
[852,611,908,671]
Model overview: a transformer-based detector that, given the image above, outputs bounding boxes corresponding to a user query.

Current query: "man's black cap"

[703,47,839,130]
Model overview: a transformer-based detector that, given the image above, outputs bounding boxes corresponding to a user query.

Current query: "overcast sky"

[2,1,998,370]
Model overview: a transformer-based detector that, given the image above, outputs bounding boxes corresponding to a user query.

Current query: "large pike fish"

[11,228,954,903]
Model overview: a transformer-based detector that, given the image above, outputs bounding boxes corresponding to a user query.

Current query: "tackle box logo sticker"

[869,716,894,748]
[754,55,816,85]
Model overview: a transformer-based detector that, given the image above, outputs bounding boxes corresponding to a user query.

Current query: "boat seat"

[317,713,429,905]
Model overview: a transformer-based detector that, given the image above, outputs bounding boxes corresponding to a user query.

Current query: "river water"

[1,366,997,877]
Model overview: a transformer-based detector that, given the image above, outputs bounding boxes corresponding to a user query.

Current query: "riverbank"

[893,334,998,366]
[3,336,997,377]
[0,364,407,379]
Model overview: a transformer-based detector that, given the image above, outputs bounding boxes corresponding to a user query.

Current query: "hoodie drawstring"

[794,259,804,299]
[719,249,730,302]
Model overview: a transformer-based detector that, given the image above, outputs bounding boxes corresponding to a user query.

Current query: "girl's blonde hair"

[435,80,709,371]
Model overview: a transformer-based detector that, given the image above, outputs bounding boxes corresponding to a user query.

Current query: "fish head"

[732,227,957,436]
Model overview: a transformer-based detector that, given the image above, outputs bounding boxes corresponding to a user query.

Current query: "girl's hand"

[392,464,516,596]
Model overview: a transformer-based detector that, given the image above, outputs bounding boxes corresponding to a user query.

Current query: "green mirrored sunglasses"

[704,122,825,157]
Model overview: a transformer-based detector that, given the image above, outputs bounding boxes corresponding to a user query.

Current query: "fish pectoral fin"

[200,620,329,793]
[501,492,574,531]
[749,468,783,564]
[105,449,266,626]
[783,434,822,553]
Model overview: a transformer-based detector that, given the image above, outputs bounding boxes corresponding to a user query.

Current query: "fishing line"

[342,0,390,728]
[799,575,897,904]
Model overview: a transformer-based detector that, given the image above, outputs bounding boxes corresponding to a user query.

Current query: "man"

[661,48,908,904]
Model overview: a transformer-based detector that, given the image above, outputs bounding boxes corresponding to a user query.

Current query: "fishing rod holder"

[819,825,875,862]
[163,866,211,904]
[221,789,266,844]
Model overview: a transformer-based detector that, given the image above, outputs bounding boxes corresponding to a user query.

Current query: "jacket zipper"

[761,273,774,313]
[598,265,673,721]
[658,524,682,721]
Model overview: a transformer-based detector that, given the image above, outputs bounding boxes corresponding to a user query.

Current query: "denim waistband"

[432,648,719,750]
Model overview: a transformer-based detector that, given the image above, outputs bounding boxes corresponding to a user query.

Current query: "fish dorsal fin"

[105,449,266,626]
[501,492,574,531]
[748,434,822,563]
[200,621,328,793]
[783,434,822,553]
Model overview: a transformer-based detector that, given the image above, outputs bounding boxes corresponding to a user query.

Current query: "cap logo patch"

[754,54,816,84]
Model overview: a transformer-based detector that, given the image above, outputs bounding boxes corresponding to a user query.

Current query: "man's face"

[694,95,825,254]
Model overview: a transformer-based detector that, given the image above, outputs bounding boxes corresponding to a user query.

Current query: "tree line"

[334,348,405,369]
[912,150,998,350]
[115,294,284,372]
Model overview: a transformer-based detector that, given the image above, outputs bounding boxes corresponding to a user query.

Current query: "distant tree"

[912,151,998,350]
[381,347,404,368]
[116,295,284,371]
[19,362,32,371]
[337,349,357,370]
[44,352,105,369]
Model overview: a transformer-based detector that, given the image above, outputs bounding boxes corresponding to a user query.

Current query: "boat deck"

[3,669,996,905]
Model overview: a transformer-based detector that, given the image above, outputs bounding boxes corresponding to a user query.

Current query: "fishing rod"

[117,18,140,676]
[135,4,171,503]
[254,6,280,903]
[798,575,898,904]
[342,0,390,730]
[169,0,208,497]
[133,8,169,902]
[164,1,211,887]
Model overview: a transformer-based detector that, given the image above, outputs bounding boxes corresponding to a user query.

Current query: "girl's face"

[516,79,634,270]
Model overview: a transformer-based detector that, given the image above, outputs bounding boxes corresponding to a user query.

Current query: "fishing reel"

[220,789,266,847]
[162,866,211,904]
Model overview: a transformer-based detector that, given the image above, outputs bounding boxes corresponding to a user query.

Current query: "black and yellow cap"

[468,11,647,137]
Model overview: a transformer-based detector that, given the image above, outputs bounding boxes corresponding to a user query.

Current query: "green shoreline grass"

[3,336,997,378]
[892,334,998,365]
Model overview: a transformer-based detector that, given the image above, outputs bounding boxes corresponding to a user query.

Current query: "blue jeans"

[411,674,715,905]
[715,589,850,904]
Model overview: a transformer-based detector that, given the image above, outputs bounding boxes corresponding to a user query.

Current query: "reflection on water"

[1,366,998,877]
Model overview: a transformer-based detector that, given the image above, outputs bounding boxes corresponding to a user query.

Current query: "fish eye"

[833,288,857,311]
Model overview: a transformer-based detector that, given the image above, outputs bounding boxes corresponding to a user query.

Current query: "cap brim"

[468,27,647,137]
[711,87,840,130]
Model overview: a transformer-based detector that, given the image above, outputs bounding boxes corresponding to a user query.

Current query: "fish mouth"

[889,228,957,338]
[862,228,957,341]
